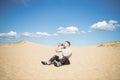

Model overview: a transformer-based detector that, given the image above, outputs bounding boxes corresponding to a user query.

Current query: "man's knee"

[53,55,59,59]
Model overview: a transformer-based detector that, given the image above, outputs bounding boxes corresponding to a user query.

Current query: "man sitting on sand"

[41,41,72,67]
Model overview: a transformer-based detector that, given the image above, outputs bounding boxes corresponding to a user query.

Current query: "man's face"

[64,42,69,47]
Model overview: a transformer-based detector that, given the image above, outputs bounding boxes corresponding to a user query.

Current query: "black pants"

[49,55,70,65]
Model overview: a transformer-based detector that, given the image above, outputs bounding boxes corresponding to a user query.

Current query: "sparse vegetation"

[98,41,120,47]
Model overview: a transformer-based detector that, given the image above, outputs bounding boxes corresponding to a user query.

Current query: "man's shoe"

[53,62,61,67]
[53,62,58,67]
[41,61,47,65]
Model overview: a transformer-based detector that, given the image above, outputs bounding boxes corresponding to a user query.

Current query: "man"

[41,41,72,67]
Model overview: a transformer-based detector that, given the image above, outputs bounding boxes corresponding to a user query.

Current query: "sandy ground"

[0,40,120,80]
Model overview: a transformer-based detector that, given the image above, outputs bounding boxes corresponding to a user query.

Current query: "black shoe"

[53,62,57,66]
[53,62,60,67]
[41,61,47,65]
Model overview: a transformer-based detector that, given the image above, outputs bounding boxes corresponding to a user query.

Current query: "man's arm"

[55,43,64,53]
[55,45,62,53]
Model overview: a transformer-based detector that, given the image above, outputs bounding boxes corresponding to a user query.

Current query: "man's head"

[64,41,71,47]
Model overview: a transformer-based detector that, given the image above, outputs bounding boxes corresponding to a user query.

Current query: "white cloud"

[36,32,51,37]
[0,31,17,37]
[0,31,52,41]
[58,27,64,30]
[81,30,86,34]
[21,0,31,6]
[109,20,118,24]
[22,32,51,38]
[8,31,17,36]
[88,30,92,33]
[90,20,120,31]
[12,0,31,6]
[22,32,31,37]
[57,26,79,34]
[0,31,17,40]
[52,33,59,36]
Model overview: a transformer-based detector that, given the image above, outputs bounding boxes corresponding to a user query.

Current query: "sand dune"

[0,40,120,80]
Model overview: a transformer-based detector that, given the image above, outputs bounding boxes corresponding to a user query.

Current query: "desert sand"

[0,40,120,80]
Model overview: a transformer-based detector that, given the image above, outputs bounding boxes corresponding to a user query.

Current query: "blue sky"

[0,0,120,46]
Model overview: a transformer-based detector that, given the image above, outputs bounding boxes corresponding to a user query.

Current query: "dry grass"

[98,41,120,47]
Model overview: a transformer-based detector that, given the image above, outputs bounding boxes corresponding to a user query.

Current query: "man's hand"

[55,46,62,53]
[55,43,63,53]
[55,47,62,53]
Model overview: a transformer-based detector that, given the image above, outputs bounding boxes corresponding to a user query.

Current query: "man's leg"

[60,57,70,65]
[48,55,60,64]
[54,57,70,67]
[41,55,59,65]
